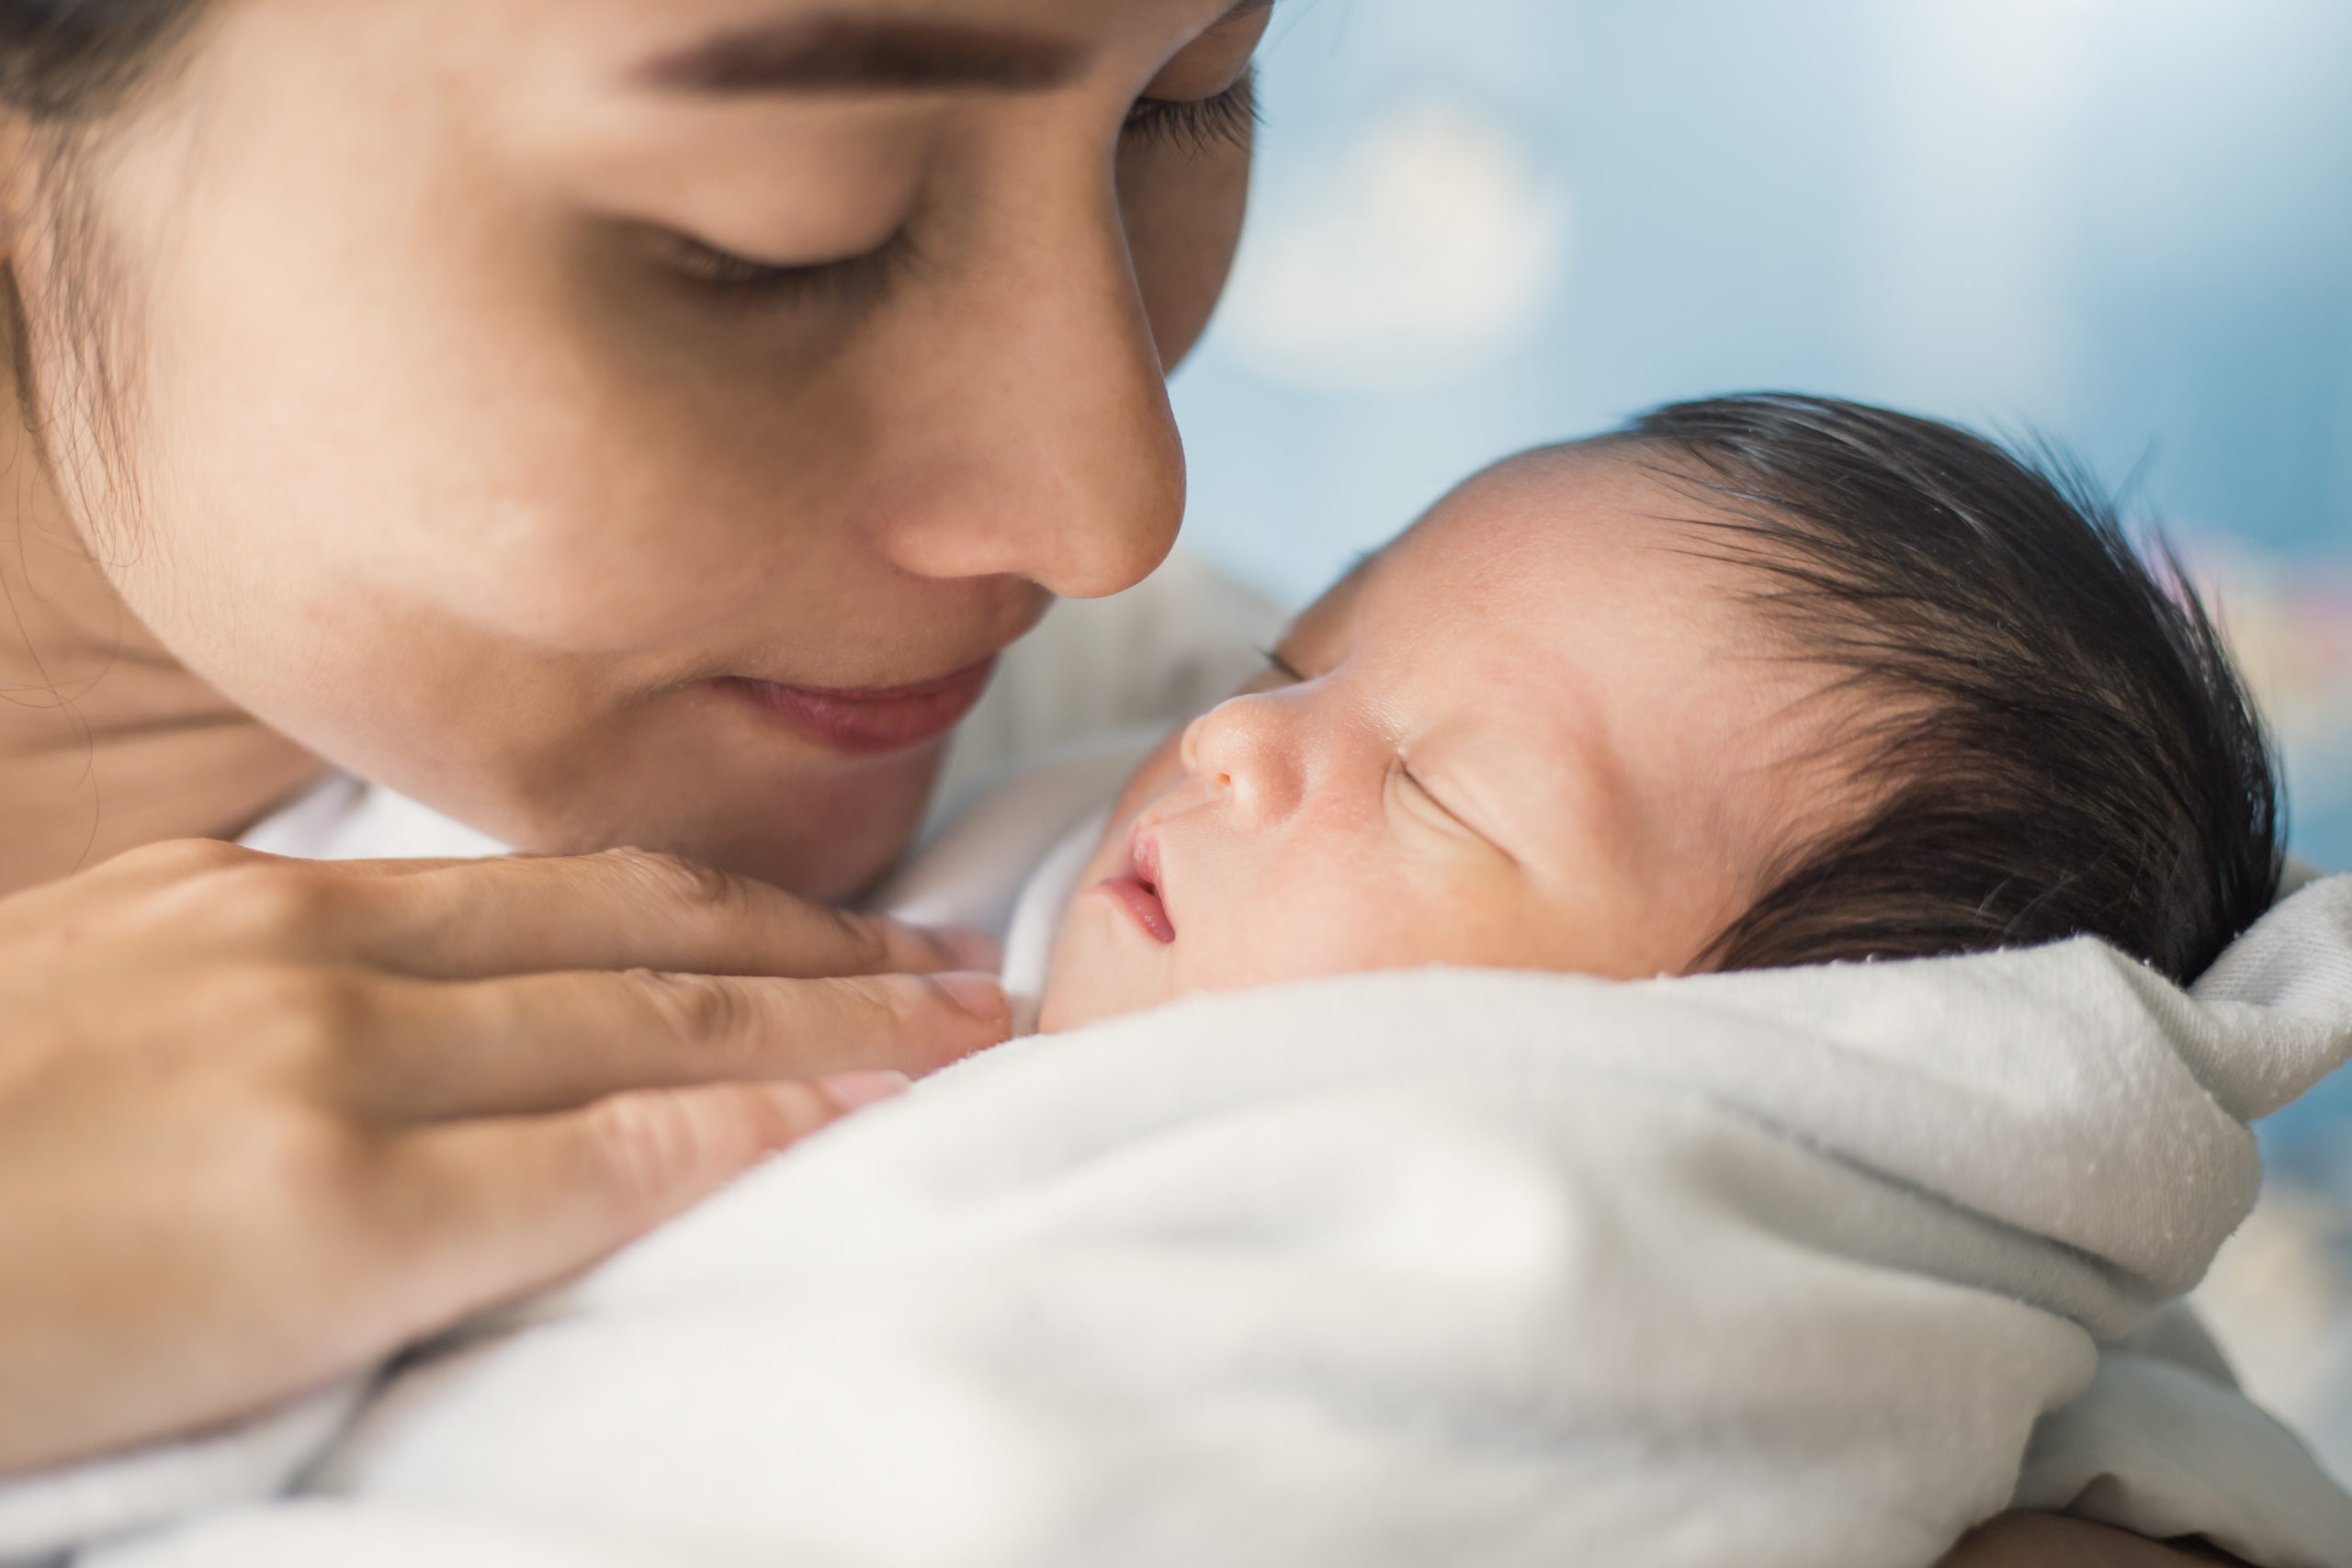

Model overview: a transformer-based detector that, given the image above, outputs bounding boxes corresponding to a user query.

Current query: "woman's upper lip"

[715,655,998,755]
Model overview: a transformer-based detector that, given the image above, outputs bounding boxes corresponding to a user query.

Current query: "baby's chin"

[1034,894,1182,1032]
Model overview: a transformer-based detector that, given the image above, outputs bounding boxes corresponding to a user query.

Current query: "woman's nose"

[862,142,1185,601]
[1179,694,1304,820]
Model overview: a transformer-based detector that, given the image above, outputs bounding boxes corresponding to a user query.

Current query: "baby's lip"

[1095,823,1175,943]
[1127,824,1164,898]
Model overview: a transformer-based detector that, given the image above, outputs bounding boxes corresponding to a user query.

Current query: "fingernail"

[933,970,1008,1021]
[934,926,1003,973]
[819,1069,912,1111]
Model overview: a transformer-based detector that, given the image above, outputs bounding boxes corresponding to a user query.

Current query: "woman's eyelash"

[657,75,1254,300]
[662,230,910,305]
[1125,71,1260,156]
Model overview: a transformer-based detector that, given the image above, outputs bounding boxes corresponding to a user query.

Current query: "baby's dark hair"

[1621,392,2281,985]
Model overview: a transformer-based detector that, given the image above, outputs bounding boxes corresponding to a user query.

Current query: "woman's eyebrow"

[635,15,1092,96]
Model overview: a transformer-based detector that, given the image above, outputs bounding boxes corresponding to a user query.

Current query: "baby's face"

[1038,443,1851,1032]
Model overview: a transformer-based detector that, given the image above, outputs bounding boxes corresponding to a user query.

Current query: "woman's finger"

[360,1078,869,1343]
[322,966,1008,1122]
[111,841,996,980]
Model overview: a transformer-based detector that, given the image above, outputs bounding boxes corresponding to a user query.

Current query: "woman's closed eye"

[1124,71,1259,156]
[653,226,912,307]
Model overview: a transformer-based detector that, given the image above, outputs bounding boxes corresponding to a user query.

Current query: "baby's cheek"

[1035,894,1180,1032]
[1203,852,1563,987]
[1109,730,1188,826]
[1170,867,1410,992]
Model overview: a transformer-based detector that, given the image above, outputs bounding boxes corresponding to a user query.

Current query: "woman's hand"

[0,840,1010,1475]
[1939,1511,2254,1566]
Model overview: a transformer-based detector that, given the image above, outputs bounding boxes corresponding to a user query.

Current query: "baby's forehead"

[1280,437,1759,677]
[1363,440,1707,600]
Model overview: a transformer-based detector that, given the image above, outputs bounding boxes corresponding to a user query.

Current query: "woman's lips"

[1098,828,1175,943]
[716,657,998,756]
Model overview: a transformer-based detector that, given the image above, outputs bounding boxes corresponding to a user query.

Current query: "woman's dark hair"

[1625,392,2281,985]
[0,0,206,120]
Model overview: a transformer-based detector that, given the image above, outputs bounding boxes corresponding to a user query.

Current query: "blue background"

[1171,0,2352,880]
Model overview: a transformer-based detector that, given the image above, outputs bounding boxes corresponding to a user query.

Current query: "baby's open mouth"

[1099,829,1175,943]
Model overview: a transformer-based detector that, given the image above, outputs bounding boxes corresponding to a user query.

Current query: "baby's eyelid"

[1259,647,1309,683]
[1389,758,1521,867]
[1387,756,1459,827]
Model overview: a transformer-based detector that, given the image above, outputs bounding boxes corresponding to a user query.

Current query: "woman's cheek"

[1118,135,1252,373]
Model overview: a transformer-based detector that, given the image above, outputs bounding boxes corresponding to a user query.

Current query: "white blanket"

[46,756,2352,1568]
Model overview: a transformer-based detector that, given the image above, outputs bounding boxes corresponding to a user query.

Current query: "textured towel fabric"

[40,755,2352,1568]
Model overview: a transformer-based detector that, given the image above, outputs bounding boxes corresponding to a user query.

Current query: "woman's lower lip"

[1099,874,1176,943]
[716,657,998,756]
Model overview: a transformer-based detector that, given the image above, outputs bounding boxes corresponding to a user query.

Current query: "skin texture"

[1041,443,1859,1031]
[0,0,1263,1471]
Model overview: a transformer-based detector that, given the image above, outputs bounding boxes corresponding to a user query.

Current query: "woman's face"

[6,0,1265,897]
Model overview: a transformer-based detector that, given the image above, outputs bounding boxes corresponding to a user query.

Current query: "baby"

[1040,392,2281,1031]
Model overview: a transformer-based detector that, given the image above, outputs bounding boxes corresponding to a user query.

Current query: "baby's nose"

[1177,710,1227,791]
[1178,694,1298,814]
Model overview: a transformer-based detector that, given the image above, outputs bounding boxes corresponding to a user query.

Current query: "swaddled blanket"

[66,794,2352,1568]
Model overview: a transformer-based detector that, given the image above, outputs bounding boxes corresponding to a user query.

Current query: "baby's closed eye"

[1385,757,1500,854]
[1247,647,1310,689]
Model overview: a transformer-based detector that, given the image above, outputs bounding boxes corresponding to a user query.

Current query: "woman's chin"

[695,773,943,902]
[468,745,943,904]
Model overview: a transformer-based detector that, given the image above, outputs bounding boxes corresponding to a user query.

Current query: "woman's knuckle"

[112,837,256,883]
[203,861,345,945]
[837,972,921,1030]
[582,1093,711,1219]
[634,970,755,1043]
[205,963,371,1061]
[216,1102,371,1220]
[597,847,742,916]
[820,905,895,972]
